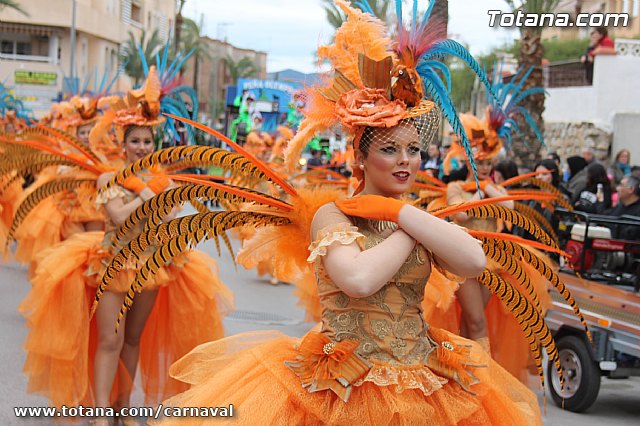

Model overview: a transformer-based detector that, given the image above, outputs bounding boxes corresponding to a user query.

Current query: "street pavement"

[1,230,638,425]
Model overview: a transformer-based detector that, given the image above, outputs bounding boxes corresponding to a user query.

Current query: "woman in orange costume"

[147,2,551,424]
[431,63,553,382]
[11,96,114,268]
[443,114,514,350]
[20,68,233,424]
[0,106,32,260]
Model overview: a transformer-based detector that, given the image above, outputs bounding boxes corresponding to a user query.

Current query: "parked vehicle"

[545,210,640,412]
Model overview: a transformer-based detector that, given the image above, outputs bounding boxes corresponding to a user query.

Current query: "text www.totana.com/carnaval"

[14,404,235,419]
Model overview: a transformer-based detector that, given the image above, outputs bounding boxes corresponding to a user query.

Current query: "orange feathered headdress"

[66,96,100,127]
[442,112,503,174]
[1,110,28,132]
[51,96,100,132]
[89,66,165,145]
[283,0,440,176]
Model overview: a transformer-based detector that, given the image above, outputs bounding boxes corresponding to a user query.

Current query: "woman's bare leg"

[116,289,158,408]
[94,291,127,409]
[457,278,487,341]
[84,221,105,232]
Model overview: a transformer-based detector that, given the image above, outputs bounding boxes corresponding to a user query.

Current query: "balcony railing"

[544,59,590,88]
[0,53,52,63]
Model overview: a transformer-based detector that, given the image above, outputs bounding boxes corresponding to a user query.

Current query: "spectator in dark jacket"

[605,175,640,241]
[566,156,589,197]
[571,163,612,214]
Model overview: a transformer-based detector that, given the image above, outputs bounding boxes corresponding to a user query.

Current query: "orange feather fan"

[237,187,344,283]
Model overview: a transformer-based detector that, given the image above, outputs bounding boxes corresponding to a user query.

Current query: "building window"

[622,0,629,13]
[0,32,50,61]
[633,0,639,17]
[131,1,142,23]
[107,0,117,15]
[1,40,13,54]
[111,49,117,71]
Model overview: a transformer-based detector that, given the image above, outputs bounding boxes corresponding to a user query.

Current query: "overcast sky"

[183,0,519,73]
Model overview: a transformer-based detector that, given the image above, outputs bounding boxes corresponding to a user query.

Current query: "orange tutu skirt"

[13,187,103,268]
[154,330,541,425]
[19,231,234,407]
[13,196,69,266]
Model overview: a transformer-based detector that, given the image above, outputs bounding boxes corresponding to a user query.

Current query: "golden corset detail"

[292,219,488,400]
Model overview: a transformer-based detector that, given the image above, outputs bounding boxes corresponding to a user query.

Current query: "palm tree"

[180,16,211,93]
[223,55,259,84]
[174,0,186,56]
[505,0,559,167]
[321,0,393,28]
[120,29,163,85]
[0,0,28,15]
[431,0,448,29]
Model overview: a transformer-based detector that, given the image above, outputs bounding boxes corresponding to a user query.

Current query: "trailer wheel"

[548,335,601,412]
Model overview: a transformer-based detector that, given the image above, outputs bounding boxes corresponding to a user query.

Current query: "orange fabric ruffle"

[285,332,370,402]
[20,231,234,407]
[13,196,68,266]
[154,329,541,425]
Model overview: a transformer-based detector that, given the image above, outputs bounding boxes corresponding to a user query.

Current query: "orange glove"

[335,194,406,223]
[147,175,171,194]
[122,175,147,194]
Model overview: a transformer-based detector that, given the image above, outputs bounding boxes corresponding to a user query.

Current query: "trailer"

[545,210,640,412]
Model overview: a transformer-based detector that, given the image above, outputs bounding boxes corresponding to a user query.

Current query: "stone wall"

[544,122,612,163]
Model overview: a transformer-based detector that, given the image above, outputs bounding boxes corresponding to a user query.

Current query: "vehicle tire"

[547,335,601,412]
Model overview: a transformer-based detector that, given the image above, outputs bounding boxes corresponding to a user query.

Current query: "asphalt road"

[1,233,638,425]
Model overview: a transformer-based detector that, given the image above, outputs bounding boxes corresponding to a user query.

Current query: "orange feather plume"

[237,187,344,283]
[164,113,298,198]
[434,194,559,219]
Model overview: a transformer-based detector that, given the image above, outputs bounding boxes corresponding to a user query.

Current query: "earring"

[359,164,364,170]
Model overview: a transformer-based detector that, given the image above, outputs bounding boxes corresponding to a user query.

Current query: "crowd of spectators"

[436,142,639,243]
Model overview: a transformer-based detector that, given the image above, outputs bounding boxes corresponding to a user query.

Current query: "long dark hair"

[585,162,610,191]
[493,160,519,182]
[534,159,560,188]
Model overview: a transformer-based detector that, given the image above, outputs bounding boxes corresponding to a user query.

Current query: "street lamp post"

[69,0,77,83]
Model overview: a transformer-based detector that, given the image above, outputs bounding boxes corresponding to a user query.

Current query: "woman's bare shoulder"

[310,201,353,238]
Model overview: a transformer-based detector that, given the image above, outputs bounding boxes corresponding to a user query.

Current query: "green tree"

[505,0,559,167]
[180,15,211,93]
[448,48,500,113]
[0,0,29,15]
[224,55,259,84]
[120,29,163,85]
[541,38,588,62]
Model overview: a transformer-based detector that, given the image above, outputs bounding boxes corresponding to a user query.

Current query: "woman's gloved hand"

[335,194,406,223]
